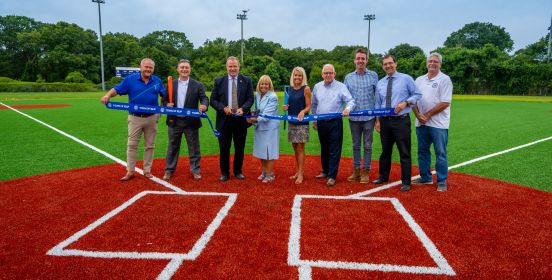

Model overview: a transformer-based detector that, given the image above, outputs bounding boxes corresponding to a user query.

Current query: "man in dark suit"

[163,59,209,181]
[210,56,254,182]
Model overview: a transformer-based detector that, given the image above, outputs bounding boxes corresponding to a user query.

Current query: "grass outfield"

[1,92,551,191]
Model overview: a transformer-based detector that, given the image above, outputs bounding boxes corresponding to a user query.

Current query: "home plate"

[288,195,455,277]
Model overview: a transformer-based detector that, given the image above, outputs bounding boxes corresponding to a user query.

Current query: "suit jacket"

[210,74,254,130]
[166,78,209,129]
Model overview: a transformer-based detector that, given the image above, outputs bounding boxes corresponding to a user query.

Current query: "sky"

[1,0,551,55]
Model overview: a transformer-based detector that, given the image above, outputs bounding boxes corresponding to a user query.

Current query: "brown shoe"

[163,172,172,180]
[120,172,135,181]
[144,172,153,178]
[193,173,202,180]
[347,168,361,182]
[359,169,370,184]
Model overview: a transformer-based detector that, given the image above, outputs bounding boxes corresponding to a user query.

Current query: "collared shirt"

[375,71,422,115]
[114,72,166,113]
[414,71,453,129]
[227,75,238,108]
[344,69,378,121]
[177,78,189,108]
[311,80,355,115]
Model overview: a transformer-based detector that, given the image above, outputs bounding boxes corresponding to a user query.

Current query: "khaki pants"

[127,114,159,173]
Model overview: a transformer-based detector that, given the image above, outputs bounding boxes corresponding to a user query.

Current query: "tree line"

[1,15,550,95]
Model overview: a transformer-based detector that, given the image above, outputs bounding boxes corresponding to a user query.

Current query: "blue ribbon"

[106,102,220,138]
[250,108,397,123]
[106,102,398,138]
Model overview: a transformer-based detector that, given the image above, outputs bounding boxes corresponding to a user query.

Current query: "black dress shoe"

[235,173,246,180]
[372,178,388,184]
[220,175,229,182]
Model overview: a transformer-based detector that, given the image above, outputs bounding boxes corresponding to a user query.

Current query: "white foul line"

[349,135,552,198]
[0,101,184,193]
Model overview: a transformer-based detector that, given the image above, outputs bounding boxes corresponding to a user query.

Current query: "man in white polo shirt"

[412,52,453,192]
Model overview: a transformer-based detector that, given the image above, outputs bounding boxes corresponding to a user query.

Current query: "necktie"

[385,76,393,108]
[231,77,238,113]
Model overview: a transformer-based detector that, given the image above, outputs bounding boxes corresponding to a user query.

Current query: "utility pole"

[92,0,106,90]
[364,14,375,57]
[236,10,249,65]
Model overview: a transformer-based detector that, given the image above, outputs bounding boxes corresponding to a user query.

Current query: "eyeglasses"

[323,72,335,75]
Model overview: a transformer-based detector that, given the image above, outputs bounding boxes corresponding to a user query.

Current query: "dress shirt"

[375,71,422,115]
[311,80,355,115]
[177,78,189,108]
[227,75,237,108]
[344,69,378,121]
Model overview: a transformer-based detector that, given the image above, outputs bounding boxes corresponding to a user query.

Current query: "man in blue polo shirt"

[100,58,166,181]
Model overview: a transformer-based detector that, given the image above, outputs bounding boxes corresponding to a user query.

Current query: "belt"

[130,113,154,118]
[381,114,409,120]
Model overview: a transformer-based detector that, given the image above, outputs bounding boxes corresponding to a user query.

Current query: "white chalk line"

[1,102,238,278]
[288,195,455,278]
[47,191,237,278]
[349,135,552,198]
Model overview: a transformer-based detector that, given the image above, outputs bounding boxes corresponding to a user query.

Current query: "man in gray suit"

[163,59,208,181]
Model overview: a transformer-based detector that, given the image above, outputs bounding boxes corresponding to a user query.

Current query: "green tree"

[103,32,144,79]
[0,15,44,79]
[140,30,193,59]
[444,22,514,52]
[514,35,549,63]
[388,43,424,59]
[17,21,100,82]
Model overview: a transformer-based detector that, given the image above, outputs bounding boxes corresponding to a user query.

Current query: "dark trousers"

[378,116,412,185]
[317,118,343,179]
[218,116,247,176]
[165,121,201,174]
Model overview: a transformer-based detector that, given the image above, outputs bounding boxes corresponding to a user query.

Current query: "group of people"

[100,49,452,192]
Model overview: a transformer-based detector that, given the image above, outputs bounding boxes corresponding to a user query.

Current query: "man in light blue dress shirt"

[344,48,379,184]
[373,55,422,191]
[312,64,355,186]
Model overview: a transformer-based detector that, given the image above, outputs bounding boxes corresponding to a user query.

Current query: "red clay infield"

[0,104,72,110]
[0,155,550,279]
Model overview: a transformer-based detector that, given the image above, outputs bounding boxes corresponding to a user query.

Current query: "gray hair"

[140,58,155,67]
[226,56,240,66]
[427,52,443,63]
[322,64,335,73]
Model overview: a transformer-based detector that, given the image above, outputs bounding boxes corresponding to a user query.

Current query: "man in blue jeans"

[344,48,378,183]
[413,52,453,191]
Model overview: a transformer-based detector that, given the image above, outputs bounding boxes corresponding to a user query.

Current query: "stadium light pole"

[547,11,552,62]
[92,0,106,91]
[364,14,375,57]
[237,9,249,65]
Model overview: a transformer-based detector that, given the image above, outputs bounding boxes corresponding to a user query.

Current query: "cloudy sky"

[2,0,551,54]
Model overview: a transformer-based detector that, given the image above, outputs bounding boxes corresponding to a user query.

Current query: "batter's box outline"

[47,190,237,279]
[288,195,456,279]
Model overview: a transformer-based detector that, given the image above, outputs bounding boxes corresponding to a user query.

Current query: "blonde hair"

[289,66,308,86]
[256,75,274,92]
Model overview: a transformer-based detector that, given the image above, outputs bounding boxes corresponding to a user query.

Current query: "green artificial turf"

[1,93,551,191]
